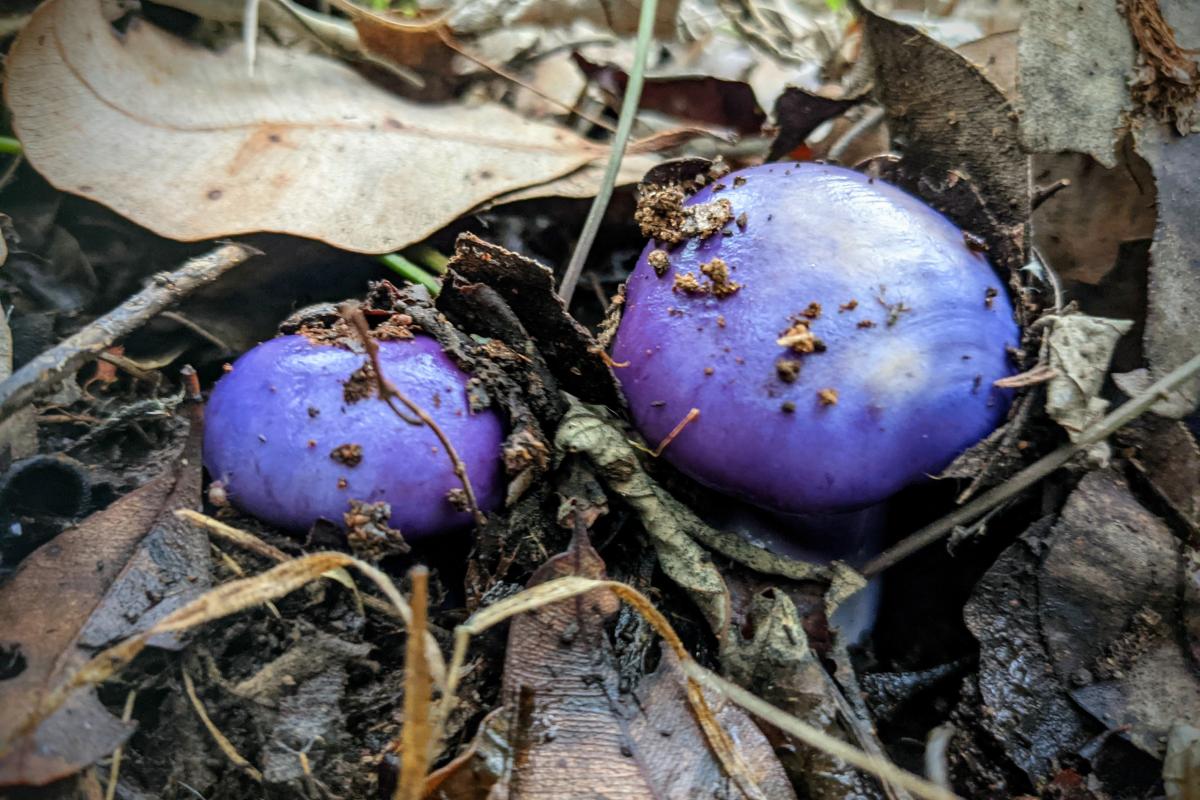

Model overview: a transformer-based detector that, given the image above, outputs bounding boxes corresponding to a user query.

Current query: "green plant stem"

[556,0,658,304]
[403,244,450,275]
[0,136,23,155]
[378,253,440,296]
[861,349,1200,578]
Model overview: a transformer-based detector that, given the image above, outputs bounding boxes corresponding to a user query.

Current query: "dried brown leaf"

[5,0,604,254]
[428,532,795,800]
[1039,472,1200,758]
[854,2,1029,268]
[0,405,204,787]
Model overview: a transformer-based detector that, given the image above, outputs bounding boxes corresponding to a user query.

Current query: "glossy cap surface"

[612,163,1019,514]
[203,334,505,537]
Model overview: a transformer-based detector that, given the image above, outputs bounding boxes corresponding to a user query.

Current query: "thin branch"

[862,349,1200,577]
[343,305,486,527]
[557,0,659,304]
[0,243,259,424]
[828,106,886,163]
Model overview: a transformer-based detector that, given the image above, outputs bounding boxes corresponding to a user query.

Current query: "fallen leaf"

[1039,472,1200,758]
[1044,314,1134,438]
[957,30,1017,95]
[426,531,796,799]
[5,0,605,254]
[963,518,1092,785]
[1030,144,1157,287]
[0,402,206,787]
[1017,0,1134,167]
[853,2,1029,270]
[574,53,767,136]
[1124,121,1200,417]
[767,87,861,162]
[1165,723,1200,800]
[1120,417,1200,537]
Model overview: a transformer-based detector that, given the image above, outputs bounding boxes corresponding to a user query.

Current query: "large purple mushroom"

[613,162,1020,519]
[203,334,505,539]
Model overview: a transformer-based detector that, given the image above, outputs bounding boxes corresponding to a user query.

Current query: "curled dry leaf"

[5,0,606,254]
[1044,314,1134,439]
[427,531,796,800]
[0,404,205,787]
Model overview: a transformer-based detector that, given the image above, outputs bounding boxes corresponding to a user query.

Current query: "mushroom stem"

[711,502,887,644]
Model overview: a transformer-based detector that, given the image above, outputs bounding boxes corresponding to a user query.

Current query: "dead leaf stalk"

[344,305,485,526]
[3,551,445,760]
[557,0,659,304]
[102,690,137,800]
[394,566,433,800]
[0,243,259,424]
[862,348,1200,577]
[181,667,263,782]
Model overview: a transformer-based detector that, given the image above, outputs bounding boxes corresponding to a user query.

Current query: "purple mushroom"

[613,162,1019,523]
[203,334,506,539]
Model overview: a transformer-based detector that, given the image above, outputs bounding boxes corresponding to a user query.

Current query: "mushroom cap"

[203,334,505,537]
[612,162,1019,515]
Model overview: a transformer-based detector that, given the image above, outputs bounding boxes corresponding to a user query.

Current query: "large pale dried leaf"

[1039,472,1200,758]
[4,0,602,254]
[428,533,795,800]
[0,410,204,787]
[1044,314,1133,438]
[1017,0,1134,167]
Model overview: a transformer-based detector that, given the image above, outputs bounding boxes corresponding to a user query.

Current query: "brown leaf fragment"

[428,531,795,799]
[853,3,1030,268]
[4,0,603,254]
[0,404,205,787]
[768,87,861,162]
[574,54,767,136]
[963,518,1092,785]
[1039,471,1200,758]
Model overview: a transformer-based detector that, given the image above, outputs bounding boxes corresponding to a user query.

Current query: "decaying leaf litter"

[0,0,1198,797]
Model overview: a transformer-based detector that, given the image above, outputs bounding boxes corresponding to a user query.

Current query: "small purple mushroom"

[613,162,1019,520]
[203,334,505,539]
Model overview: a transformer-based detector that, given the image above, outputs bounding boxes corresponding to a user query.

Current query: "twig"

[1031,178,1071,211]
[343,306,486,527]
[0,243,258,424]
[182,666,264,782]
[924,724,955,790]
[828,106,886,163]
[861,349,1200,577]
[103,690,137,800]
[159,311,233,353]
[557,0,659,304]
